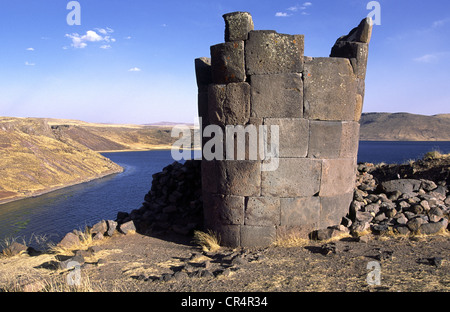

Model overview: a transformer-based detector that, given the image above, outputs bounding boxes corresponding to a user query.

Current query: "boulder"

[419,218,448,235]
[381,179,422,194]
[57,232,80,248]
[119,220,136,235]
[1,242,28,256]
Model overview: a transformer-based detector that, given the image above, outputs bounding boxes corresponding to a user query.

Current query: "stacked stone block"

[195,12,372,247]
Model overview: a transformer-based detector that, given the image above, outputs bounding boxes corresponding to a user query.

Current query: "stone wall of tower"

[195,12,373,247]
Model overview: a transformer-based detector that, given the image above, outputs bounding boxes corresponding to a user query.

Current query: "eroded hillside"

[0,117,123,204]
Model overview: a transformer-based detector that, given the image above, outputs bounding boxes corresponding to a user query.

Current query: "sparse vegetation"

[192,230,221,252]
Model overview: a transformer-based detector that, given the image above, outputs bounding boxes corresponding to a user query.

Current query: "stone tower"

[195,12,372,247]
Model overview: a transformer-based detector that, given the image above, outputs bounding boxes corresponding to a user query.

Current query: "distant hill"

[0,117,196,203]
[0,117,123,204]
[359,112,450,141]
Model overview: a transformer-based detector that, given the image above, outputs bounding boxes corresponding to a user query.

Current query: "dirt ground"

[1,231,448,293]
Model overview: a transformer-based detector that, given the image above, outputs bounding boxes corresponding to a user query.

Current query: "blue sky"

[0,0,449,124]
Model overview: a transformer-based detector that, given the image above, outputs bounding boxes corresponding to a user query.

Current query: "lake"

[1,141,449,247]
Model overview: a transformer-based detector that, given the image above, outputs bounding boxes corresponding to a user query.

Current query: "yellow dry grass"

[192,230,221,252]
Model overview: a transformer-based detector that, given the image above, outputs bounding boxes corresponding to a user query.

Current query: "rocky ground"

[1,153,449,293]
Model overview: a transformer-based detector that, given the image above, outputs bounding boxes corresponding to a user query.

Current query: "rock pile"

[116,160,203,236]
[348,163,449,236]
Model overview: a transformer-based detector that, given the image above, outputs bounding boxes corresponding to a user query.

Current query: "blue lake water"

[0,142,449,246]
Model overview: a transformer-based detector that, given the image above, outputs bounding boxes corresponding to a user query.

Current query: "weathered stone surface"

[57,232,80,248]
[214,223,241,247]
[106,220,117,236]
[303,57,357,121]
[194,57,212,92]
[223,12,254,42]
[419,218,448,235]
[208,83,250,125]
[381,179,422,194]
[91,220,107,235]
[245,30,303,75]
[245,196,280,226]
[211,41,245,84]
[240,225,276,247]
[319,158,356,197]
[204,193,245,226]
[119,220,136,235]
[217,160,261,196]
[330,41,369,79]
[201,160,219,194]
[308,121,342,159]
[250,73,303,118]
[280,196,320,227]
[320,192,353,228]
[340,122,360,158]
[335,17,373,44]
[198,92,209,124]
[1,242,28,256]
[264,118,309,158]
[262,158,322,197]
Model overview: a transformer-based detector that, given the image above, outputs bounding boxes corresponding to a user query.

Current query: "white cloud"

[275,12,290,17]
[96,27,114,35]
[280,2,312,16]
[432,18,450,28]
[25,61,35,66]
[413,52,449,63]
[26,47,34,51]
[124,36,132,40]
[100,45,111,49]
[128,67,141,72]
[65,29,116,49]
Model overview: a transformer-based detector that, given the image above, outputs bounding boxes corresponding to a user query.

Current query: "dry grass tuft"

[192,230,221,252]
[273,232,311,248]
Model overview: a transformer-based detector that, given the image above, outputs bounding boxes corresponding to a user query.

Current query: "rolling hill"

[359,112,450,141]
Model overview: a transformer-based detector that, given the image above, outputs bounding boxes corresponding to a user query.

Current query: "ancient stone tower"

[195,12,372,247]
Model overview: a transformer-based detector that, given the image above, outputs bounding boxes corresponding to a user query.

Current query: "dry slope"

[360,113,450,141]
[0,117,123,204]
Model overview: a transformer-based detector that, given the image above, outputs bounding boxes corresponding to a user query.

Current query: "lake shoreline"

[0,167,124,206]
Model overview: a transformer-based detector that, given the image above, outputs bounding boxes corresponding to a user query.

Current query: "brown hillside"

[0,117,123,204]
[360,112,450,141]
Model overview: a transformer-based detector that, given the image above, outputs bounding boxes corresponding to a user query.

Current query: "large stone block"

[250,73,303,118]
[214,223,241,247]
[240,225,276,247]
[280,196,321,227]
[245,196,280,226]
[264,118,309,158]
[303,57,357,121]
[308,121,342,159]
[340,121,360,158]
[334,17,373,44]
[223,12,254,42]
[217,160,261,196]
[198,92,209,124]
[245,30,303,75]
[203,193,245,227]
[211,41,245,84]
[308,121,360,159]
[262,158,321,197]
[194,57,212,92]
[208,83,250,126]
[320,192,353,228]
[201,160,219,193]
[330,41,369,79]
[319,158,356,197]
